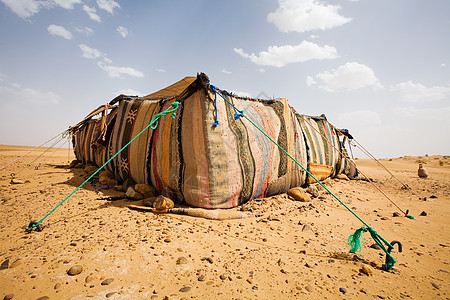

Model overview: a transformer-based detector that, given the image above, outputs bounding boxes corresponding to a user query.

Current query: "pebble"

[431,282,441,289]
[370,243,382,250]
[106,292,117,298]
[67,265,83,276]
[360,264,374,276]
[420,211,427,216]
[339,287,347,294]
[287,187,311,202]
[35,297,49,300]
[1,259,10,270]
[85,275,95,283]
[10,179,26,184]
[198,275,206,281]
[101,278,114,285]
[201,257,213,264]
[176,257,188,265]
[393,212,401,217]
[360,288,368,294]
[305,285,314,292]
[179,286,191,293]
[54,283,61,290]
[3,294,14,300]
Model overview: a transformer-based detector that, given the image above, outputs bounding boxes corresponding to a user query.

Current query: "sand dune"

[0,145,449,299]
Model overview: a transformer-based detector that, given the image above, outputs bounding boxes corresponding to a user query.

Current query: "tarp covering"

[72,73,353,209]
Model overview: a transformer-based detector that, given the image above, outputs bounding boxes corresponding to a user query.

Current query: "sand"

[0,144,449,299]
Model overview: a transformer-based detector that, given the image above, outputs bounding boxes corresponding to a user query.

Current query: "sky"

[0,0,449,158]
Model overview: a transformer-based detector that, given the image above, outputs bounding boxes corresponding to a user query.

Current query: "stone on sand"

[67,265,83,276]
[126,186,143,200]
[418,164,428,178]
[306,185,319,198]
[287,187,311,202]
[134,184,156,198]
[153,195,174,210]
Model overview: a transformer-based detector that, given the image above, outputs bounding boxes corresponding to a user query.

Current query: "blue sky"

[0,0,449,158]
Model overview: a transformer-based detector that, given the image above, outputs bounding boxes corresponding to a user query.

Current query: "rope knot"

[234,110,244,120]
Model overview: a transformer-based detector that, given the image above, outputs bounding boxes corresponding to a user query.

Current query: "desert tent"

[71,73,354,209]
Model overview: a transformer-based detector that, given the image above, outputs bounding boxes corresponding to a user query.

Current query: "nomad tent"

[71,73,355,209]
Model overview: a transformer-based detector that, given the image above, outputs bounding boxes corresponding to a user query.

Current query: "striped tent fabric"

[72,73,354,209]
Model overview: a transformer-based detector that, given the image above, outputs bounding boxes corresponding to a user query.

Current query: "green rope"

[28,101,180,230]
[242,112,397,270]
[210,88,397,270]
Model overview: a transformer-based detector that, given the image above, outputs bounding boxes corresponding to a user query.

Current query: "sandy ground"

[0,144,449,300]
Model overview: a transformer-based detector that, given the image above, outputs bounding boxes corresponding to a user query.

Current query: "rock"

[85,275,95,283]
[431,282,440,289]
[54,283,61,290]
[287,187,311,202]
[9,259,22,268]
[306,185,319,198]
[99,176,109,185]
[101,278,114,286]
[420,211,427,216]
[134,184,156,198]
[360,288,368,294]
[106,292,116,298]
[301,224,313,232]
[10,179,26,184]
[106,178,118,187]
[305,285,313,292]
[339,287,347,294]
[179,286,191,293]
[370,243,381,250]
[0,259,10,270]
[142,197,157,207]
[336,174,349,181]
[176,257,188,265]
[360,264,374,276]
[201,257,213,264]
[35,297,49,300]
[3,294,14,300]
[126,187,143,200]
[198,275,206,281]
[99,170,114,179]
[84,165,98,175]
[393,212,401,217]
[153,195,174,211]
[67,265,83,276]
[418,164,428,178]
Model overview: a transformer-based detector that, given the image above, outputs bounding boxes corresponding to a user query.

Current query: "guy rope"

[209,84,401,271]
[26,101,180,232]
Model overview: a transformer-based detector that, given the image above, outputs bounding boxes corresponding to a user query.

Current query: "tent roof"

[143,76,197,99]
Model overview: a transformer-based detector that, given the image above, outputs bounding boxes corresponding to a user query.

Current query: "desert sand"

[0,144,449,299]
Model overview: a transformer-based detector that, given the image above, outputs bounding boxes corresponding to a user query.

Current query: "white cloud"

[338,110,381,127]
[116,26,129,38]
[440,63,447,67]
[156,69,166,73]
[258,68,266,73]
[222,69,232,74]
[393,106,450,121]
[79,44,102,59]
[114,88,141,96]
[267,0,351,33]
[0,73,7,81]
[83,4,101,22]
[307,62,383,92]
[75,26,94,36]
[0,82,61,105]
[97,62,144,79]
[0,0,81,19]
[234,41,338,67]
[392,81,450,102]
[52,0,81,9]
[47,24,72,40]
[0,0,48,19]
[96,0,119,14]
